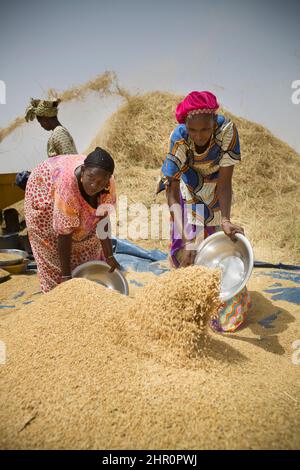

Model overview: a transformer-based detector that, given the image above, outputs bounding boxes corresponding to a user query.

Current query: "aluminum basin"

[72,260,129,296]
[194,232,254,302]
[0,249,29,266]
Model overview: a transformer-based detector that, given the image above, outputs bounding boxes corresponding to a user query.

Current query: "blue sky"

[0,0,300,151]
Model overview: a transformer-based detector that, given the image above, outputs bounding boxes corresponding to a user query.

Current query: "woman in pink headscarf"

[157,91,250,332]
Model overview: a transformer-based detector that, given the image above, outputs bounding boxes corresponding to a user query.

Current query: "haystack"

[87,91,300,263]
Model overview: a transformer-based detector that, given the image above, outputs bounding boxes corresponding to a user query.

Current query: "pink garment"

[175,91,219,123]
[24,154,116,293]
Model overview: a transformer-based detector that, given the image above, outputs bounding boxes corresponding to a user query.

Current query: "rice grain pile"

[0,253,23,263]
[0,267,299,450]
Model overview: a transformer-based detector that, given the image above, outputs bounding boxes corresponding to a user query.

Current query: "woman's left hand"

[221,220,244,242]
[106,256,121,272]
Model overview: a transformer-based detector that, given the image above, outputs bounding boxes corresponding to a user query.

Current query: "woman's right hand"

[106,255,121,273]
[221,220,244,242]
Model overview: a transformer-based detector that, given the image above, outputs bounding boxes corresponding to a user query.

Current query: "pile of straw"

[0,71,128,143]
[1,74,299,261]
[88,91,300,263]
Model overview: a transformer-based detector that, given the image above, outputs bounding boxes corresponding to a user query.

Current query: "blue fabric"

[114,254,169,275]
[264,287,300,305]
[112,238,168,275]
[112,238,167,262]
[257,271,300,285]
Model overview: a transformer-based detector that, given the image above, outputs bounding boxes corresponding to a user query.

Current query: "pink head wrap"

[175,91,219,124]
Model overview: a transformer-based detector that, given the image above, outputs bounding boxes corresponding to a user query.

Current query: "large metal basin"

[194,232,254,302]
[0,249,29,266]
[72,260,129,296]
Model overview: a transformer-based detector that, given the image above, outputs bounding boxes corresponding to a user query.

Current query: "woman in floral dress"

[24,147,119,293]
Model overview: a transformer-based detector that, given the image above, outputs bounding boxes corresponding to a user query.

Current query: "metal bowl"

[4,259,30,274]
[0,249,29,266]
[194,232,254,302]
[0,269,10,283]
[72,261,129,296]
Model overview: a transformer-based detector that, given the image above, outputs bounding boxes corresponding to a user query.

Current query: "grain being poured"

[128,266,221,361]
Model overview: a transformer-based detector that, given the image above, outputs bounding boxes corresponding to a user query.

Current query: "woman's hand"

[106,255,121,273]
[221,220,244,242]
[179,248,197,268]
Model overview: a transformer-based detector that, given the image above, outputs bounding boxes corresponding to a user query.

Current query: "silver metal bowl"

[4,259,30,274]
[0,270,10,283]
[194,232,254,302]
[72,260,129,296]
[0,249,29,266]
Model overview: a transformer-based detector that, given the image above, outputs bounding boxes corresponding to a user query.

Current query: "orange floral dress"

[24,154,116,293]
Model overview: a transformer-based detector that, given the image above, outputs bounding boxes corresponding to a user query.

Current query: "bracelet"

[106,255,114,259]
[221,218,231,224]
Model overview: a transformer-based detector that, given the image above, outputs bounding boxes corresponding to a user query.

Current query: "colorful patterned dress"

[159,114,250,332]
[24,154,116,293]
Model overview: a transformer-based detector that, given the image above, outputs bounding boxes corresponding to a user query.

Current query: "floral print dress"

[24,154,116,292]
